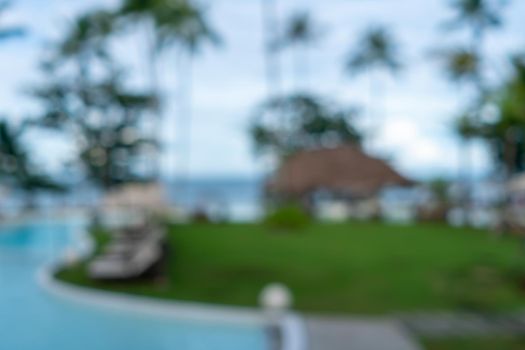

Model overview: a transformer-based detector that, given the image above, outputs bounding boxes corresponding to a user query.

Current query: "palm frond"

[276,10,321,51]
[436,47,480,84]
[154,0,221,54]
[445,0,507,32]
[346,25,402,76]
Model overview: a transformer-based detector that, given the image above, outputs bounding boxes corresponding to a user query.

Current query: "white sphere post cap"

[259,283,293,311]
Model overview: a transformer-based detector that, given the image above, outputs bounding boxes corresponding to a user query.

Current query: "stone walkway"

[397,312,525,337]
[305,317,422,350]
[304,312,525,350]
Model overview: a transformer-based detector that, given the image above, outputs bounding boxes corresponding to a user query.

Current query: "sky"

[1,0,525,180]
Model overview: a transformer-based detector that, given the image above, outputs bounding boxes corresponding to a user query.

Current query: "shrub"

[264,204,311,231]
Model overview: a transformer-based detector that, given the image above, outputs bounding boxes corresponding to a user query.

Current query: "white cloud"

[368,117,491,180]
[1,0,524,179]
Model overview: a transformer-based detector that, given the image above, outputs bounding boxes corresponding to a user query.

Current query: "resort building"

[266,146,415,221]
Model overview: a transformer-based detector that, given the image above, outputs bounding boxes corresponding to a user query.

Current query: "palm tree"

[58,10,116,81]
[32,59,158,191]
[345,25,402,126]
[119,0,166,179]
[261,0,282,98]
[154,1,220,53]
[446,0,504,46]
[488,54,525,177]
[437,47,481,219]
[0,1,24,42]
[34,10,159,191]
[119,0,219,183]
[152,0,219,191]
[0,120,63,208]
[439,48,480,84]
[441,0,507,221]
[277,10,321,91]
[445,0,507,97]
[251,93,362,158]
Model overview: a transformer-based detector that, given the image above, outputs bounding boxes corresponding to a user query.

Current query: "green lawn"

[57,222,525,315]
[422,337,525,350]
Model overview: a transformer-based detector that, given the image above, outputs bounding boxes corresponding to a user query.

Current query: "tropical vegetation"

[250,93,362,159]
[0,0,520,201]
[0,120,62,205]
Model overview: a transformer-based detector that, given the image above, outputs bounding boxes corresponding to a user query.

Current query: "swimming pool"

[0,220,269,350]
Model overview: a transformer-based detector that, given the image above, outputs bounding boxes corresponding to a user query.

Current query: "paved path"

[397,312,525,337]
[305,317,422,350]
[303,311,525,349]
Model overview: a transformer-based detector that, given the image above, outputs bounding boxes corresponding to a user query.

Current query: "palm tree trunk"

[464,25,485,221]
[146,20,163,181]
[293,43,310,92]
[472,25,486,98]
[294,44,302,92]
[261,0,282,98]
[261,0,292,196]
[180,52,194,204]
[505,130,517,178]
[463,138,473,225]
[172,49,194,205]
[303,44,311,91]
[366,69,383,145]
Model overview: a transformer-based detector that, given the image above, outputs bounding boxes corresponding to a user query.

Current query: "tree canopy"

[0,120,62,194]
[251,94,362,159]
[346,26,402,76]
[484,55,525,175]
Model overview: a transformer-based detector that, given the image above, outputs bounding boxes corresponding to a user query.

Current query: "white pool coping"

[39,267,267,325]
[37,224,308,350]
[39,268,308,350]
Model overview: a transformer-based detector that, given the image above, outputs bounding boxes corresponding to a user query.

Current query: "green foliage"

[445,0,505,34]
[275,10,320,50]
[58,9,116,63]
[119,0,220,54]
[153,0,220,53]
[437,48,480,85]
[90,229,112,256]
[31,7,160,190]
[250,93,362,158]
[0,120,63,194]
[439,0,507,149]
[428,178,451,205]
[346,25,402,76]
[264,204,311,231]
[454,111,483,139]
[480,54,525,174]
[23,0,220,191]
[33,71,158,189]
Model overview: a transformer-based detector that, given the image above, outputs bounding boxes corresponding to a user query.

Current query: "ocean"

[0,177,265,223]
[167,177,264,222]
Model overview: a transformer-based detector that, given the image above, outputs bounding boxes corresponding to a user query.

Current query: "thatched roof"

[268,146,413,197]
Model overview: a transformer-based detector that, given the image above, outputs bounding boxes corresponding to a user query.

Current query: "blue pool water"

[0,221,268,350]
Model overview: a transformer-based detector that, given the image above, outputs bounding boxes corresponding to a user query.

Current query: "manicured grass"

[57,222,525,315]
[422,337,525,350]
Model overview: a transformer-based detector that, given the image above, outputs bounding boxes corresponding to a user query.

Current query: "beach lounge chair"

[88,226,165,280]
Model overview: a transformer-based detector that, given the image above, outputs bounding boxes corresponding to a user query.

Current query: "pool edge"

[38,261,308,350]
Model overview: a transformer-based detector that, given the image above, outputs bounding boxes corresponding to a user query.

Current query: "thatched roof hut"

[267,146,413,198]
